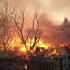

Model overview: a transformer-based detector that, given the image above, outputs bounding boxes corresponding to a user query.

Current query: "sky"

[0,0,70,42]
[12,0,70,23]
[1,0,70,23]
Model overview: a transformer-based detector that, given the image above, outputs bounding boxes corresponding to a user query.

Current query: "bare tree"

[0,10,10,51]
[12,9,32,50]
[0,0,14,51]
[12,9,42,52]
[30,9,43,50]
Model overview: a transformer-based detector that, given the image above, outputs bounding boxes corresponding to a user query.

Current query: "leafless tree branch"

[31,9,40,49]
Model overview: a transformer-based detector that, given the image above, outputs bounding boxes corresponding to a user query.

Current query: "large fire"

[9,36,49,55]
[38,39,48,49]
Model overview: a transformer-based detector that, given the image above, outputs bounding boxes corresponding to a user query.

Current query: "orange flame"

[9,36,49,55]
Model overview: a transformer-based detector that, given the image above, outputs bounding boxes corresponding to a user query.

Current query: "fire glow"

[9,36,49,55]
